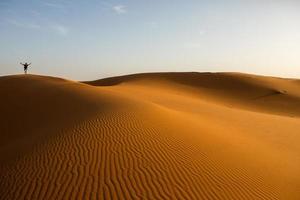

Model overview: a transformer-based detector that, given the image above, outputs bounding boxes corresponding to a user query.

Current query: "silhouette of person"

[20,62,31,74]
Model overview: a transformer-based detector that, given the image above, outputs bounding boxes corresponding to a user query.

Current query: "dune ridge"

[0,72,299,199]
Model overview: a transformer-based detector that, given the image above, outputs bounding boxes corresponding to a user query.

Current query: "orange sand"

[0,72,299,199]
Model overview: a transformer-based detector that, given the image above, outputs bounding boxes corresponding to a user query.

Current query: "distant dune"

[0,72,299,199]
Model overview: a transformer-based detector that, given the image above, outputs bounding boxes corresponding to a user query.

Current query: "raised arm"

[28,63,32,66]
[20,62,24,65]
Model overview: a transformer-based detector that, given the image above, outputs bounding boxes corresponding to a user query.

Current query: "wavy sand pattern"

[0,72,300,199]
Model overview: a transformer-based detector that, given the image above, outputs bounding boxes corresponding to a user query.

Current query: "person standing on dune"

[20,62,31,74]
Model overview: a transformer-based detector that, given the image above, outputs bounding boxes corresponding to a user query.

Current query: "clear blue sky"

[1,0,300,80]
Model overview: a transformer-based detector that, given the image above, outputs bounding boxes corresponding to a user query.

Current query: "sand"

[0,72,299,199]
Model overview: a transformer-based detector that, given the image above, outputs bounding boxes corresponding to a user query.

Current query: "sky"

[0,0,300,80]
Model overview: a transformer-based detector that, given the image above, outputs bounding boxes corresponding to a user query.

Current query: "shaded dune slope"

[0,75,125,162]
[1,73,300,200]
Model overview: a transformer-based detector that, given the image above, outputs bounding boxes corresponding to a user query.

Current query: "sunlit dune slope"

[87,72,300,117]
[1,72,300,200]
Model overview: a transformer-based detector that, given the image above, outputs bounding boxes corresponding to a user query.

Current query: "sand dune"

[0,72,299,199]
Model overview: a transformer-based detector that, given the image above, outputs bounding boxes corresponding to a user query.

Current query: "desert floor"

[0,72,299,199]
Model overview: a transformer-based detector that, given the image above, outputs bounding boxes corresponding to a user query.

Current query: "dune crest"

[1,72,300,200]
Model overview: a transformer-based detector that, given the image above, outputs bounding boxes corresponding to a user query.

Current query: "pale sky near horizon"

[0,0,300,80]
